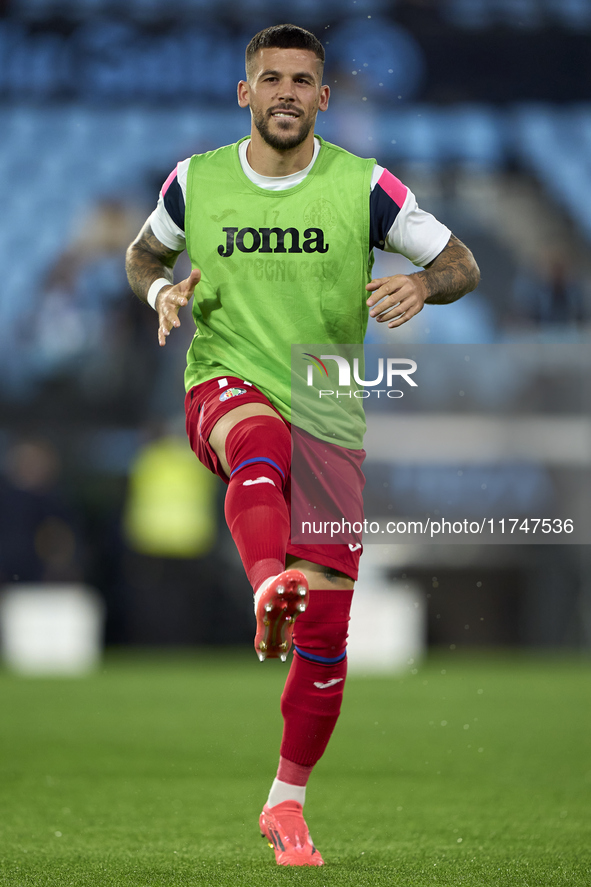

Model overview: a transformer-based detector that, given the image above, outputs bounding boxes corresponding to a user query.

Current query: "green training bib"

[184,137,375,448]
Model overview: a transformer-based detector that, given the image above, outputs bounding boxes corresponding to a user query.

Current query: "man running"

[126,23,480,866]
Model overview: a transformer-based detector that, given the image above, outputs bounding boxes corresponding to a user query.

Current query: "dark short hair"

[245,24,325,78]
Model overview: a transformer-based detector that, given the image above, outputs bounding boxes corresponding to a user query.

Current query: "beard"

[252,106,314,151]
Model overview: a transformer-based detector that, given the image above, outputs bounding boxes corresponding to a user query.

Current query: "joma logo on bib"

[218,226,329,258]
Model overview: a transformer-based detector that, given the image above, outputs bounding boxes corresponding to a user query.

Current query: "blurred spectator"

[511,252,585,329]
[119,428,246,645]
[15,194,189,423]
[27,198,146,379]
[122,430,217,559]
[0,439,84,584]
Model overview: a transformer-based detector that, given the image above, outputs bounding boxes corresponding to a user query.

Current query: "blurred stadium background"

[0,0,590,658]
[1,4,591,884]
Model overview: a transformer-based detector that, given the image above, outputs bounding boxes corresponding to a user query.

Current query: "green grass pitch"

[1,649,590,886]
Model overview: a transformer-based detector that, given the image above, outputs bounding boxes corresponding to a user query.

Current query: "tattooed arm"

[365,234,480,329]
[125,220,200,346]
[126,220,181,299]
[420,234,480,304]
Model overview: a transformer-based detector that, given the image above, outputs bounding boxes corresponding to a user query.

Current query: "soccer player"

[126,24,480,866]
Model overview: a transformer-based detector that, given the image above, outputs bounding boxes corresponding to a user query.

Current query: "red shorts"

[185,376,365,580]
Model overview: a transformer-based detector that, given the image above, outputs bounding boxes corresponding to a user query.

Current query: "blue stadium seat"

[444,0,492,29]
[495,0,543,28]
[449,106,504,168]
[513,105,591,240]
[547,0,591,29]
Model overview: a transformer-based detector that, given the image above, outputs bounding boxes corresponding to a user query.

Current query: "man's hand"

[156,268,201,346]
[365,274,428,328]
[366,235,480,330]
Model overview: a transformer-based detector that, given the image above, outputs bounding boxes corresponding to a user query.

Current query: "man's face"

[238,47,329,151]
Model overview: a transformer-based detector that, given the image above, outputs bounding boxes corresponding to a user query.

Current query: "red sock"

[279,588,353,767]
[277,756,314,786]
[223,415,291,591]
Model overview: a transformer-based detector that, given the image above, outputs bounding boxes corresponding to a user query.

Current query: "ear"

[237,80,250,108]
[319,84,330,112]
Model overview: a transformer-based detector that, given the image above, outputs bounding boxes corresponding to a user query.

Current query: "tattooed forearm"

[125,221,183,302]
[415,234,480,305]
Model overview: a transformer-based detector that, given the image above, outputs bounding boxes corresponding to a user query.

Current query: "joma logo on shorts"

[218,227,329,257]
